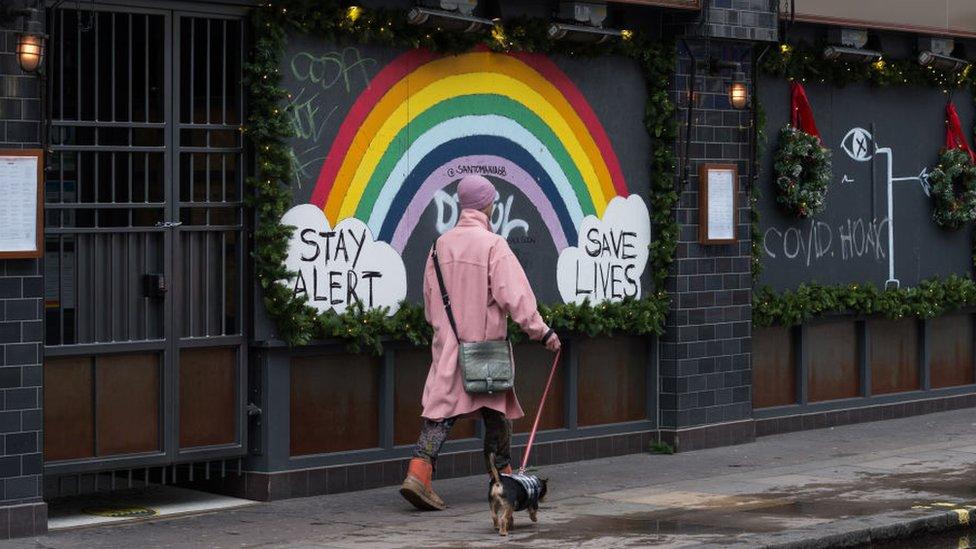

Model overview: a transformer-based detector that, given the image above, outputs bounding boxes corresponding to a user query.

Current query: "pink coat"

[421,209,550,421]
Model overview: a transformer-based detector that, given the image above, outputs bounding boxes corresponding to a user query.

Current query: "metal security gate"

[42,4,247,478]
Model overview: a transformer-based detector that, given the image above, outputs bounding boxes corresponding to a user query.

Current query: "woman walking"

[400,174,561,511]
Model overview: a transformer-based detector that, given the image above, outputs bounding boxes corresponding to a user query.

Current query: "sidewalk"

[8,407,976,548]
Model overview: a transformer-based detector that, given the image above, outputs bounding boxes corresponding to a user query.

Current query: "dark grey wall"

[0,15,49,538]
[278,38,651,303]
[756,77,975,290]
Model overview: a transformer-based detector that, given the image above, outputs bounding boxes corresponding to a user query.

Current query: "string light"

[346,5,362,23]
[491,24,507,46]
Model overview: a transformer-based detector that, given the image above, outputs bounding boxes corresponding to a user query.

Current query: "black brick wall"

[694,0,778,42]
[658,40,754,444]
[0,6,48,538]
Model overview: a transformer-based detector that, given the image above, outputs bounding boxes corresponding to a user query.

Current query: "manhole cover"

[82,506,158,518]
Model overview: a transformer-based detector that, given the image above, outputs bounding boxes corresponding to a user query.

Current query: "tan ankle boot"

[399,458,446,511]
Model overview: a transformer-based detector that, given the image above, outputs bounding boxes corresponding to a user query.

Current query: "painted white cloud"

[280,204,407,315]
[556,195,651,305]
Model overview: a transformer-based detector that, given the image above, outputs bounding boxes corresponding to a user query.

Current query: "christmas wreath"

[773,125,832,218]
[929,147,976,230]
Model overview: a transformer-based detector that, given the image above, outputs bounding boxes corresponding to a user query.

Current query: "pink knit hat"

[457,174,496,211]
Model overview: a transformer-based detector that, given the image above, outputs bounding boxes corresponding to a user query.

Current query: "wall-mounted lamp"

[16,32,44,73]
[407,6,494,33]
[1,4,46,74]
[708,58,749,110]
[729,74,748,110]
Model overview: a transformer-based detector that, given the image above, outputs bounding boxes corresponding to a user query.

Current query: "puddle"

[864,528,976,548]
[735,463,976,522]
[504,463,976,545]
[511,511,750,547]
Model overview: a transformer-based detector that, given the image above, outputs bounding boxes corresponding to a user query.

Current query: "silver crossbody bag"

[431,241,514,395]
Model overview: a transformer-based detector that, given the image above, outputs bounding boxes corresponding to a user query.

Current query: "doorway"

[42,4,248,481]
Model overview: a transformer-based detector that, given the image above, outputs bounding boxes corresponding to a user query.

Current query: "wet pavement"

[7,407,976,548]
[868,529,976,548]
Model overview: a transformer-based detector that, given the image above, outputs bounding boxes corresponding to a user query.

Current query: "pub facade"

[0,0,974,538]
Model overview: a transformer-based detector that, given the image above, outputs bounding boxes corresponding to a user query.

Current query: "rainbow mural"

[308,48,630,253]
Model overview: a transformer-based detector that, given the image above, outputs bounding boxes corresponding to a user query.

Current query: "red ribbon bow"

[945,101,975,163]
[790,82,821,140]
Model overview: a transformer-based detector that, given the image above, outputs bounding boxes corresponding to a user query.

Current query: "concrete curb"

[759,506,976,548]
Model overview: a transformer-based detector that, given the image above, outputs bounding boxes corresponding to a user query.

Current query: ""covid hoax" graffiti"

[763,216,889,267]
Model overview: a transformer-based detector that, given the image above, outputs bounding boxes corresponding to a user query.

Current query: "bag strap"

[431,240,460,343]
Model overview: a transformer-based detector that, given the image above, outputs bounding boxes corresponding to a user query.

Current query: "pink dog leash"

[518,348,562,474]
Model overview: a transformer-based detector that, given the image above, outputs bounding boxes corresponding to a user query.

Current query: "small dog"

[487,454,548,536]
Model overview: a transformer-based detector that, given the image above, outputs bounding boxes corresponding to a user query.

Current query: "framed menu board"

[0,150,43,259]
[698,163,738,245]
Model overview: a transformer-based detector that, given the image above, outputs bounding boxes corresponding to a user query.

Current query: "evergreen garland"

[929,147,976,230]
[245,2,677,351]
[762,43,974,90]
[750,102,767,281]
[773,125,832,218]
[754,275,976,327]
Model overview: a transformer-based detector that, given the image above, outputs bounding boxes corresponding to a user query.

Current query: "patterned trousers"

[413,408,512,472]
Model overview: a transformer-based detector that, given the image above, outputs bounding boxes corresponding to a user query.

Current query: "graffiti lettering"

[584,228,638,260]
[433,190,529,239]
[287,146,325,189]
[287,87,337,142]
[289,47,376,93]
[763,217,888,266]
[446,164,508,178]
[282,205,406,315]
[556,195,650,305]
[573,228,640,299]
[838,217,888,261]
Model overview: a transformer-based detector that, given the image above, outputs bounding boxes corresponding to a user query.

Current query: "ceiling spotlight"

[407,6,494,33]
[823,45,883,63]
[918,50,969,72]
[547,22,624,44]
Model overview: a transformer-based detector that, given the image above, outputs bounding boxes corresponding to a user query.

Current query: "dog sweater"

[502,472,543,511]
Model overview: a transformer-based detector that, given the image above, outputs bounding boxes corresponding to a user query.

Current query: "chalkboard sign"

[756,78,974,291]
[0,150,43,259]
[276,39,653,312]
